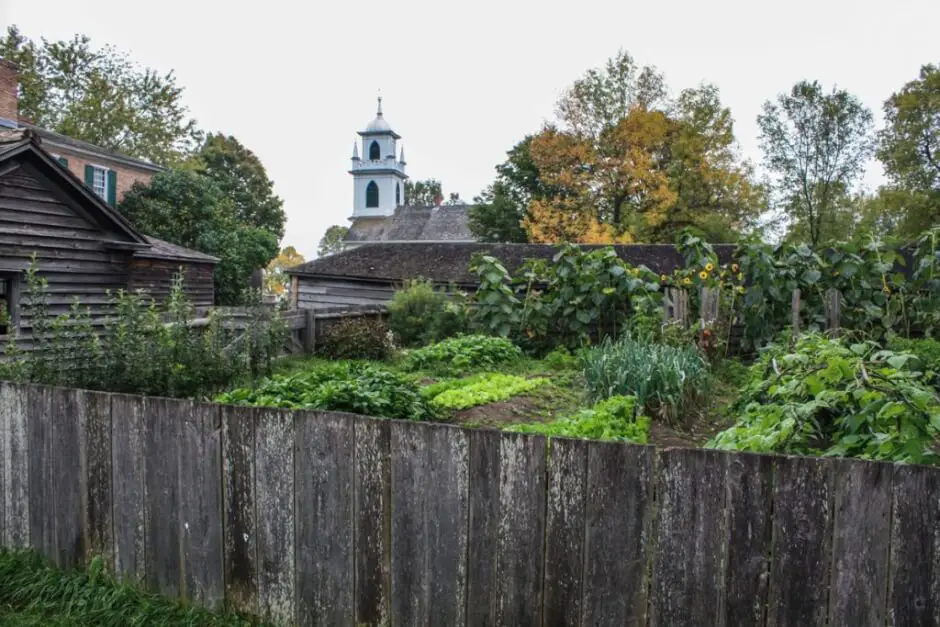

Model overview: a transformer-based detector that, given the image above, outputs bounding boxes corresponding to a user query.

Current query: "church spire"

[352,141,359,160]
[399,145,406,165]
[376,94,383,117]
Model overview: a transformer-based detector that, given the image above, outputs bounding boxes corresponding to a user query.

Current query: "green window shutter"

[57,156,68,167]
[107,169,117,206]
[84,165,94,187]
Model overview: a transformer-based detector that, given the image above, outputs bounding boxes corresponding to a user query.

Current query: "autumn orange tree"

[521,50,763,244]
[264,245,305,296]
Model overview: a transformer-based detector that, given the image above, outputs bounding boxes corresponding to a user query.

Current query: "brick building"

[0,57,162,206]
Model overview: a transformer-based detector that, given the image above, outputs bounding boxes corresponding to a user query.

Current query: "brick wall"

[0,59,18,122]
[49,147,156,203]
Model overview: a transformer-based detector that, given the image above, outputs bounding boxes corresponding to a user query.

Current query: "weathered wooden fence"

[1,381,937,626]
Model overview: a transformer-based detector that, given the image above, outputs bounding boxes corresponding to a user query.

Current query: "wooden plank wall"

[1,380,938,626]
[128,259,215,309]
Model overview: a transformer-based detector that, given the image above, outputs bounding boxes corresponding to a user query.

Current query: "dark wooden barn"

[286,242,737,310]
[0,128,217,351]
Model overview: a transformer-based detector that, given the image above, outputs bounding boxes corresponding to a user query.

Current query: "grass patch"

[0,551,263,626]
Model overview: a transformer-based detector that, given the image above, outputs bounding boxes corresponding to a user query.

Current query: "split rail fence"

[0,381,937,626]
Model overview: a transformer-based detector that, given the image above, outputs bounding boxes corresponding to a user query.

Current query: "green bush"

[508,395,649,443]
[216,362,437,421]
[888,337,940,388]
[317,316,392,361]
[423,373,548,410]
[0,263,285,398]
[541,346,579,372]
[709,334,940,464]
[387,279,467,347]
[0,550,260,625]
[400,335,522,376]
[581,334,710,422]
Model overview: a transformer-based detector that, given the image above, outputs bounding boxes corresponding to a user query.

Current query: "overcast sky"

[2,0,938,258]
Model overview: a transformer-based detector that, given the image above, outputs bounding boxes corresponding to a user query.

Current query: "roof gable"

[0,131,148,247]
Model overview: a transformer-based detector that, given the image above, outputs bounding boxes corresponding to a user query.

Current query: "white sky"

[2,0,938,258]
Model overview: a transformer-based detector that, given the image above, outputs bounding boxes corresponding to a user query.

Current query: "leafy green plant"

[888,337,940,388]
[217,362,437,421]
[317,316,393,361]
[387,279,468,347]
[508,395,649,443]
[581,334,710,423]
[400,335,522,376]
[0,550,263,625]
[541,346,580,372]
[709,334,940,464]
[423,373,548,410]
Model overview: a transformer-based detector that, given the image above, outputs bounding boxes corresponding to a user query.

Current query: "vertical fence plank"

[0,381,6,545]
[790,289,801,343]
[583,442,654,626]
[651,448,728,627]
[828,459,892,626]
[543,438,587,626]
[27,386,54,561]
[355,418,391,626]
[255,409,295,624]
[180,402,224,607]
[111,394,146,582]
[468,428,501,626]
[295,411,354,626]
[51,387,82,569]
[79,390,112,566]
[0,382,28,549]
[223,404,258,615]
[722,452,774,626]
[427,424,469,626]
[390,421,469,626]
[767,455,833,626]
[825,288,841,337]
[888,464,940,626]
[495,432,546,627]
[144,397,184,598]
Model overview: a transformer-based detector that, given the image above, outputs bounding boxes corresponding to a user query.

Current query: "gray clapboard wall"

[1,380,937,626]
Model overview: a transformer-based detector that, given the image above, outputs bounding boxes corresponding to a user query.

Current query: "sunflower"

[737,272,744,281]
[736,286,745,295]
[705,263,714,272]
[683,277,692,286]
[731,263,739,273]
[698,271,708,280]
[660,274,668,282]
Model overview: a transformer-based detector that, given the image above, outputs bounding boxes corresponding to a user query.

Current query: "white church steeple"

[349,96,408,218]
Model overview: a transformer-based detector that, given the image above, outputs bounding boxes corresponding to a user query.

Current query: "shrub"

[387,279,467,347]
[581,334,710,422]
[423,373,548,410]
[542,346,579,372]
[888,337,940,388]
[400,335,523,375]
[317,316,392,361]
[216,362,437,421]
[508,395,649,443]
[709,334,940,464]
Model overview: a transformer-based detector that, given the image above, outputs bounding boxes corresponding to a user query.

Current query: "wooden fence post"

[700,288,719,326]
[825,289,841,338]
[304,310,316,355]
[791,289,801,346]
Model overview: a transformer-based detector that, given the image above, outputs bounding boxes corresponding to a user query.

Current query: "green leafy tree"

[874,63,940,236]
[0,25,201,165]
[198,134,286,238]
[318,225,349,257]
[758,81,874,246]
[404,179,442,206]
[118,170,278,305]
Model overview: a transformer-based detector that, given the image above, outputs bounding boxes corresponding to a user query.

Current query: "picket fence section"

[0,381,937,626]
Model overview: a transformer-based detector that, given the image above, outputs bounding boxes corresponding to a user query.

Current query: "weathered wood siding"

[0,165,132,350]
[128,258,215,308]
[296,277,400,310]
[3,379,937,626]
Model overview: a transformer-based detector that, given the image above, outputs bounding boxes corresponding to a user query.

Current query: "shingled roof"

[345,204,475,243]
[288,242,737,285]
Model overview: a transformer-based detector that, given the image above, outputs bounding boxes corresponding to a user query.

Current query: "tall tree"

[404,179,442,206]
[0,25,201,165]
[265,246,305,296]
[317,225,349,257]
[874,63,940,237]
[198,133,286,238]
[757,80,874,246]
[118,170,278,305]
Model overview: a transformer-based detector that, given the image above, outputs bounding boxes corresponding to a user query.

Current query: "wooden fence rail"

[1,381,938,626]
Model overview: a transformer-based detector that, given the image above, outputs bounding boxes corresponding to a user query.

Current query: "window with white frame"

[91,165,108,199]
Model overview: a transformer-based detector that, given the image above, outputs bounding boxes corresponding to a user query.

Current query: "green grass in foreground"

[0,550,265,626]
